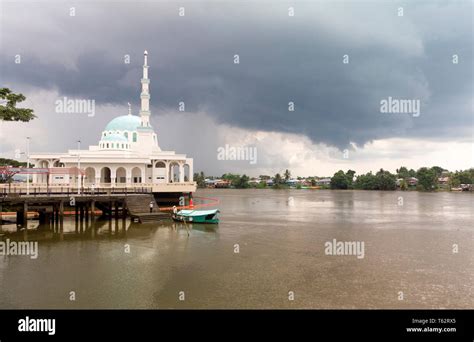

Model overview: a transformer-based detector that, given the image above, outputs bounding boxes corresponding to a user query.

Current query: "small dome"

[102,133,128,142]
[105,115,141,131]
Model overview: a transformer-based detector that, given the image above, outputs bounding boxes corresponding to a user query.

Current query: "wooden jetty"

[0,186,173,230]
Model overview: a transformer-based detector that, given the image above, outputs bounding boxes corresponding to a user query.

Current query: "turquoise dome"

[105,115,141,131]
[102,133,128,142]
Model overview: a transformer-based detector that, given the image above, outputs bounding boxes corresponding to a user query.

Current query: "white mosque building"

[29,51,196,193]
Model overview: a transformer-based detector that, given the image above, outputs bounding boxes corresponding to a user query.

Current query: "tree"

[375,169,397,190]
[330,170,350,189]
[193,171,206,188]
[346,169,356,188]
[416,167,437,191]
[284,169,291,182]
[272,173,284,188]
[0,88,36,122]
[233,174,250,189]
[354,172,377,190]
[0,159,28,192]
[399,179,408,191]
[354,170,396,190]
[396,166,410,179]
[430,166,445,177]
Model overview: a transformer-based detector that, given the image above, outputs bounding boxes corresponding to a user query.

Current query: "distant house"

[204,179,231,188]
[316,178,331,186]
[249,177,261,185]
[407,177,418,186]
[214,179,231,188]
[438,176,450,185]
[286,178,299,186]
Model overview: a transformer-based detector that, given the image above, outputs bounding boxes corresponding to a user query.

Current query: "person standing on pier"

[149,201,154,213]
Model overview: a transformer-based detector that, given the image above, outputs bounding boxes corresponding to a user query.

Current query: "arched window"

[133,132,137,142]
[107,143,109,148]
[124,132,128,139]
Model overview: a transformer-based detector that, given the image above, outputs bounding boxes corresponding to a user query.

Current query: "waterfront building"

[29,51,196,194]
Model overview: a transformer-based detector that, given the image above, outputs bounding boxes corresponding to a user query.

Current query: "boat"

[172,209,220,224]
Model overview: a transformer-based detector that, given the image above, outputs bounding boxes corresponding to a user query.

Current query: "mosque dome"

[104,115,141,131]
[102,133,128,142]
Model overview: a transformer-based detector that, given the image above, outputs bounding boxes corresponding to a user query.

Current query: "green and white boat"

[172,209,220,224]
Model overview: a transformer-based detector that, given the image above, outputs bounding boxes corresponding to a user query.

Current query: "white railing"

[0,182,197,197]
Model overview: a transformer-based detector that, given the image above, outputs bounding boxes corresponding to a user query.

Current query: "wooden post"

[23,201,28,229]
[85,202,89,225]
[59,200,64,232]
[79,204,84,233]
[122,201,127,223]
[91,200,96,220]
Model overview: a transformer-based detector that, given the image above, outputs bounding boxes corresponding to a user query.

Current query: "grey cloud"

[1,1,472,151]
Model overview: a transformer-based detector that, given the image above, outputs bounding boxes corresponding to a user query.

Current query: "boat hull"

[172,215,219,224]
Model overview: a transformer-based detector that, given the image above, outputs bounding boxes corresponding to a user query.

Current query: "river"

[0,189,472,309]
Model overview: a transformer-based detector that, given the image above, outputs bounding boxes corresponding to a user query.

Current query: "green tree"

[284,169,291,183]
[430,166,445,177]
[375,169,397,190]
[416,167,437,191]
[0,158,28,188]
[193,171,206,188]
[399,179,408,191]
[331,170,350,189]
[0,88,36,122]
[354,172,377,190]
[396,166,410,179]
[234,174,250,188]
[346,169,356,188]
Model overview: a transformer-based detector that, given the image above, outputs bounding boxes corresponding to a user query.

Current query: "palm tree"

[284,169,291,182]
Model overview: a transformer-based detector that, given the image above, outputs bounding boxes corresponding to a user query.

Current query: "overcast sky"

[0,0,472,177]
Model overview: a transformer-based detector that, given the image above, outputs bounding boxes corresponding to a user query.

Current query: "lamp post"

[77,140,81,195]
[26,137,30,195]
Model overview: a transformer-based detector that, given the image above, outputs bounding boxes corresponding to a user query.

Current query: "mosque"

[29,51,196,194]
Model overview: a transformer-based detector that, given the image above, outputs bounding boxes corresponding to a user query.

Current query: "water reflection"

[0,217,218,243]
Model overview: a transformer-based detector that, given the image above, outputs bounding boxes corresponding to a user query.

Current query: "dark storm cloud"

[1,1,472,149]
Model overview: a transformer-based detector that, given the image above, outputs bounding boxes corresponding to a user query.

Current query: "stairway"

[125,195,170,223]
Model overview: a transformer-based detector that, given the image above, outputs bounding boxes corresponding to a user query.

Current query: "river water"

[0,189,472,309]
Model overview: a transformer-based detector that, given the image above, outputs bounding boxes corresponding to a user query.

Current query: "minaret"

[140,50,151,127]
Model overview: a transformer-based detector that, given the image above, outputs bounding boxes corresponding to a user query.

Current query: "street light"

[26,137,30,195]
[77,140,81,195]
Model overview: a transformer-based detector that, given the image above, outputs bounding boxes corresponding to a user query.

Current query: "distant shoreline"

[197,187,473,193]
